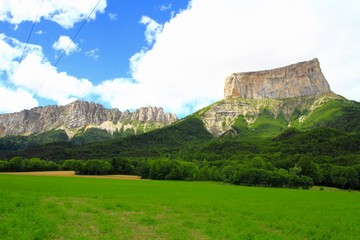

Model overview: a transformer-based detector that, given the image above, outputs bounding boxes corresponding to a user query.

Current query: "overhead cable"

[19,0,44,63]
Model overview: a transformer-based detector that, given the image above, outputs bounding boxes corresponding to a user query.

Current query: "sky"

[0,0,359,118]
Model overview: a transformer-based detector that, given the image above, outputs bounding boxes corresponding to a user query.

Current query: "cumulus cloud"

[0,0,107,29]
[85,48,100,60]
[52,35,79,56]
[11,53,93,105]
[0,33,94,113]
[94,78,142,110]
[0,33,43,76]
[140,16,163,45]
[0,87,38,113]
[0,34,22,74]
[97,0,360,116]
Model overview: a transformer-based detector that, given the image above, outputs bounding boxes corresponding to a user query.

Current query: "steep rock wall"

[0,101,177,138]
[224,58,331,99]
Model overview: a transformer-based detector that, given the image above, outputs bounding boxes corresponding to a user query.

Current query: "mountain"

[198,58,360,137]
[0,101,177,139]
[224,58,330,99]
[1,58,359,191]
[1,58,360,158]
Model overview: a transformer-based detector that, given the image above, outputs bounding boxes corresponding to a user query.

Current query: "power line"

[19,0,44,63]
[54,0,103,67]
[33,0,103,98]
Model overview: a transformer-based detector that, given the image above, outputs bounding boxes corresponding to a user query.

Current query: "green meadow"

[0,174,359,240]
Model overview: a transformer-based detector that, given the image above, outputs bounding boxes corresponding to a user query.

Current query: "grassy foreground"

[0,174,359,240]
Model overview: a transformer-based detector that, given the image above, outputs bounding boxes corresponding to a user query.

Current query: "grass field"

[0,174,359,240]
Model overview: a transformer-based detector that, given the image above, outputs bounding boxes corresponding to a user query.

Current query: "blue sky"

[1,0,360,117]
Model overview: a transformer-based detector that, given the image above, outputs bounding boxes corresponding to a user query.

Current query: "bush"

[79,160,113,175]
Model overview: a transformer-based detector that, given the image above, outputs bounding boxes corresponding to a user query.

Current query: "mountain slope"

[0,117,213,160]
[198,92,360,138]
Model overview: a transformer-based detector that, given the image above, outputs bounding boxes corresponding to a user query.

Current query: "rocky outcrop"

[201,93,342,136]
[224,58,331,99]
[201,58,341,136]
[0,101,177,138]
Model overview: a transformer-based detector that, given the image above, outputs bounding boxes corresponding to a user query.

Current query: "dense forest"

[1,118,359,190]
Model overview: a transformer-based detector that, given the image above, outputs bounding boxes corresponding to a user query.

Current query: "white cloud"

[2,0,360,118]
[140,16,163,45]
[52,35,79,56]
[99,0,360,116]
[0,0,107,29]
[160,4,172,11]
[0,87,38,113]
[0,34,22,74]
[108,13,117,21]
[35,30,43,35]
[11,53,93,105]
[85,48,100,60]
[0,33,93,112]
[0,33,43,75]
[94,78,142,110]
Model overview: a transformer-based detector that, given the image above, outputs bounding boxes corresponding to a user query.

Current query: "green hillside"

[1,95,360,190]
[201,94,360,139]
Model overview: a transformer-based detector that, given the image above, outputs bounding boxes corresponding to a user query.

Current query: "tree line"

[2,156,359,190]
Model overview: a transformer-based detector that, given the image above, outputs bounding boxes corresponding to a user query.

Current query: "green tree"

[198,166,210,181]
[300,175,314,189]
[221,165,236,183]
[269,169,289,187]
[111,157,135,175]
[9,156,24,172]
[179,161,198,181]
[331,166,359,189]
[62,160,84,174]
[136,160,150,179]
[27,158,46,171]
[287,174,301,188]
[81,160,112,175]
[149,159,172,180]
[0,160,10,172]
[46,161,60,171]
[296,157,322,184]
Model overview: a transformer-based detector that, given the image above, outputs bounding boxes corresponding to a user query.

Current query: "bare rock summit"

[201,58,341,136]
[0,101,177,138]
[224,58,331,99]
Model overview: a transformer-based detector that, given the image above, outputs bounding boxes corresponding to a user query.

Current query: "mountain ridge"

[0,100,177,139]
[1,58,359,143]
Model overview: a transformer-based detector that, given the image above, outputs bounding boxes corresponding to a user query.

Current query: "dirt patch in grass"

[0,171,141,180]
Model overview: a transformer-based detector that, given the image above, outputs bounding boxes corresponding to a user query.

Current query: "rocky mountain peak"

[0,101,177,138]
[200,58,341,136]
[224,58,331,99]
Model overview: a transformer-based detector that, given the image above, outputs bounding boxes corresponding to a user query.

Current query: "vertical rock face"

[200,58,341,136]
[224,58,331,99]
[0,101,177,138]
[132,106,177,123]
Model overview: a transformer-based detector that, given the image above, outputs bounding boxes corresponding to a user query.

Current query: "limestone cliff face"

[202,58,340,136]
[224,58,331,99]
[0,101,177,138]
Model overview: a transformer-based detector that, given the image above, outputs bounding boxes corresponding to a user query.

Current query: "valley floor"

[0,174,359,239]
